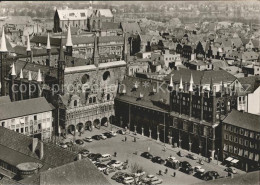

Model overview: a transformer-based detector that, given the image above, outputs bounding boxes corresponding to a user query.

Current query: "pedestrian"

[125,136,127,142]
[170,154,172,158]
[114,152,117,157]
[158,170,162,176]
[173,172,176,177]
[165,168,168,174]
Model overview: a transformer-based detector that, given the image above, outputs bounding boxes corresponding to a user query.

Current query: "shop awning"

[225,157,233,161]
[231,159,239,163]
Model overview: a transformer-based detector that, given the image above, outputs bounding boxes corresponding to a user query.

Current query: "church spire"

[0,26,7,52]
[66,23,73,56]
[26,34,31,52]
[46,33,51,50]
[37,69,42,82]
[11,63,16,76]
[93,33,99,66]
[169,74,173,88]
[189,73,194,92]
[179,76,183,90]
[20,68,23,79]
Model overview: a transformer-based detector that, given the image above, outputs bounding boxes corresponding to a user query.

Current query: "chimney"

[40,141,44,159]
[78,153,82,160]
[32,138,38,153]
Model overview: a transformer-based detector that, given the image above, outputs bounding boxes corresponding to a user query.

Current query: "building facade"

[222,110,260,172]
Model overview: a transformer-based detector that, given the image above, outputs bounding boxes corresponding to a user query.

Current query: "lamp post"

[217,148,220,165]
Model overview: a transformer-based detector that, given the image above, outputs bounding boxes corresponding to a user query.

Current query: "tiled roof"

[238,76,260,93]
[223,110,260,132]
[116,76,170,112]
[14,46,59,57]
[164,68,236,85]
[101,22,120,30]
[0,97,54,120]
[0,126,78,167]
[31,35,61,46]
[121,22,141,34]
[40,160,111,185]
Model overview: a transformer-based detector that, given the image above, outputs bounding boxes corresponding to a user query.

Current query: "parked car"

[97,154,111,162]
[193,166,205,173]
[123,176,135,184]
[111,161,124,168]
[180,161,193,174]
[148,178,163,185]
[92,135,101,140]
[88,153,102,161]
[59,143,67,149]
[133,170,146,177]
[165,159,180,169]
[83,137,93,142]
[103,132,113,138]
[107,160,117,166]
[225,167,237,174]
[116,173,131,183]
[194,171,205,179]
[178,151,184,157]
[141,152,153,159]
[96,163,108,172]
[202,171,220,181]
[75,139,84,145]
[65,142,73,147]
[187,153,198,160]
[99,134,107,140]
[142,174,158,183]
[117,129,126,135]
[166,156,176,162]
[109,131,117,136]
[104,166,117,175]
[151,156,165,165]
[79,149,90,158]
[111,172,126,180]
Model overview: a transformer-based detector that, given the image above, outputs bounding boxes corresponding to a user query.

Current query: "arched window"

[93,97,96,103]
[107,94,110,101]
[74,100,77,107]
[89,97,92,104]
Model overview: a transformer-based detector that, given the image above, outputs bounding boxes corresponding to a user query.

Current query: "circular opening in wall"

[81,74,90,84]
[103,71,110,81]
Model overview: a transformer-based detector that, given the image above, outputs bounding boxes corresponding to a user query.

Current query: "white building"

[0,97,53,140]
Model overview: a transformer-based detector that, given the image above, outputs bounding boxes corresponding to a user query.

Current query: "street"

[62,125,245,185]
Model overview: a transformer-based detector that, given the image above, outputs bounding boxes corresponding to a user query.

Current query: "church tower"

[58,40,65,95]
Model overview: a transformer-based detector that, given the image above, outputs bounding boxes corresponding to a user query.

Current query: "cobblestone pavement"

[60,125,245,185]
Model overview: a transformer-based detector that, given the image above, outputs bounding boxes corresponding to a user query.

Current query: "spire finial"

[26,34,31,52]
[189,73,194,92]
[46,32,51,50]
[66,23,73,47]
[37,69,42,82]
[179,76,183,90]
[169,74,173,87]
[11,63,16,76]
[28,70,32,81]
[20,68,23,79]
[0,26,8,52]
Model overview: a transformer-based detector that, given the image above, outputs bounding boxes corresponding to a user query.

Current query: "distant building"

[222,110,260,172]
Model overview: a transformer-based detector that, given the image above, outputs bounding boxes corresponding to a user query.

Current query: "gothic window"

[89,97,92,104]
[81,74,90,84]
[93,97,96,103]
[103,71,110,81]
[107,94,110,101]
[74,100,77,107]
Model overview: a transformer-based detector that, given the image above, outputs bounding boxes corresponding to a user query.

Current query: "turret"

[37,69,42,98]
[19,69,23,100]
[46,33,51,66]
[93,34,99,67]
[66,23,73,56]
[58,40,65,95]
[0,26,8,96]
[11,63,16,101]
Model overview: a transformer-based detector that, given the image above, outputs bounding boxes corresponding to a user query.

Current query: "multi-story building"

[115,68,240,158]
[222,110,260,172]
[0,97,53,140]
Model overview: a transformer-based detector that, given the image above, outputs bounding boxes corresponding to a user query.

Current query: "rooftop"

[223,110,260,132]
[0,97,54,120]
